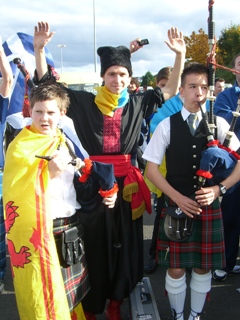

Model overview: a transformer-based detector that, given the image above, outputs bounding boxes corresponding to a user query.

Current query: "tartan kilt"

[158,198,226,270]
[53,214,90,312]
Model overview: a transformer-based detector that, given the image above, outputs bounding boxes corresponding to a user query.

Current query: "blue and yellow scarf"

[94,86,129,117]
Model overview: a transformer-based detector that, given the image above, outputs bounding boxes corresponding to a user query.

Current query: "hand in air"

[34,21,55,49]
[129,38,144,54]
[165,27,186,55]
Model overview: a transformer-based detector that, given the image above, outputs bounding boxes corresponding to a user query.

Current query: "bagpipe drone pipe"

[195,1,240,195]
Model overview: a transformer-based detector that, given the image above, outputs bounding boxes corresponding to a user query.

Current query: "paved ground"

[1,208,240,320]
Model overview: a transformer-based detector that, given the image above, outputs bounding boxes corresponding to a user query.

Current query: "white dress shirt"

[143,106,240,165]
[49,142,81,219]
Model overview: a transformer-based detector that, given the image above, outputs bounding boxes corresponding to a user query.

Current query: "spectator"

[0,37,13,293]
[33,21,186,320]
[213,77,225,97]
[128,77,140,94]
[128,77,148,171]
[213,53,240,281]
[143,63,240,320]
[156,66,172,88]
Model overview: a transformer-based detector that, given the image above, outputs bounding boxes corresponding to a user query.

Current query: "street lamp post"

[57,44,66,73]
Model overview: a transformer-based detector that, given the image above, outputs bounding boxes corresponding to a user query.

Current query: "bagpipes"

[196,0,240,195]
[13,57,36,118]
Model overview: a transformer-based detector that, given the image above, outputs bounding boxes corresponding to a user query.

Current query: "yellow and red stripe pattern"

[3,126,85,320]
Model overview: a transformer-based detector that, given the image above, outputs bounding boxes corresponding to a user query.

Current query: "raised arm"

[34,22,55,81]
[0,38,13,97]
[129,38,145,56]
[161,27,186,101]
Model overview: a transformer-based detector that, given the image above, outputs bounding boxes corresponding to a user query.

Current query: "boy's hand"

[34,21,55,50]
[165,27,186,55]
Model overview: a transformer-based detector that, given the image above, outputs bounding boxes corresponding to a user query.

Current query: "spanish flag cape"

[3,125,85,320]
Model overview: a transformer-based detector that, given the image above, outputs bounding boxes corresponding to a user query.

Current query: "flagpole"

[93,0,97,72]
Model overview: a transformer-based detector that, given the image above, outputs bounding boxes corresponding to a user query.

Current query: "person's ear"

[60,109,67,116]
[179,86,184,98]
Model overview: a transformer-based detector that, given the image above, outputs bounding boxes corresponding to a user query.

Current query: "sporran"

[164,206,193,242]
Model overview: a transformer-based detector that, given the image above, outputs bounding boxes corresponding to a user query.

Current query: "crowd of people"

[0,20,240,320]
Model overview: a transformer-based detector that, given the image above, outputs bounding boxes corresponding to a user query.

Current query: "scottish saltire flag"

[2,32,54,117]
[59,116,89,159]
[2,32,88,160]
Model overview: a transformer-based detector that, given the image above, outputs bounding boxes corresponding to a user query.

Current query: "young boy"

[3,83,90,319]
[143,63,240,320]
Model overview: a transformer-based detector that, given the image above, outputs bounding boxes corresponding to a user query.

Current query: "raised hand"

[165,27,186,55]
[34,21,55,50]
[129,38,144,55]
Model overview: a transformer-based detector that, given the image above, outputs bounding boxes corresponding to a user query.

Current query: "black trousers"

[148,195,165,258]
[221,184,240,272]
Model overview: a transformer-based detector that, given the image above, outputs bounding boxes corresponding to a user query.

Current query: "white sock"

[188,270,212,320]
[165,271,186,320]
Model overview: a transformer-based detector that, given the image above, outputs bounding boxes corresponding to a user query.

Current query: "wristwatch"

[218,183,227,196]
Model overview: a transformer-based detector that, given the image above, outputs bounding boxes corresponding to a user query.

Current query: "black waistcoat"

[166,111,208,197]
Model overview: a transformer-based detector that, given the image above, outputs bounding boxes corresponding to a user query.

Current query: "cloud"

[1,0,240,77]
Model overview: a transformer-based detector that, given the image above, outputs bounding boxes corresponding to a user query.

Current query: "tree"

[141,71,155,87]
[184,28,209,65]
[216,24,240,84]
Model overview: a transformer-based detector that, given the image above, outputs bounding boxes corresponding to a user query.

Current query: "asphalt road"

[1,207,240,320]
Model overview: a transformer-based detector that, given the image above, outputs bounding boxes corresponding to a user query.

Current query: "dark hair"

[215,77,225,84]
[130,77,140,87]
[232,53,240,68]
[181,63,209,87]
[30,83,70,111]
[156,66,172,83]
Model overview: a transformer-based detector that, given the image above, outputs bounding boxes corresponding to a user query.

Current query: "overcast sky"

[1,0,240,77]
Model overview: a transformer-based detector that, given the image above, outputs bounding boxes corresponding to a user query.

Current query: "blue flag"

[2,32,87,160]
[2,32,54,116]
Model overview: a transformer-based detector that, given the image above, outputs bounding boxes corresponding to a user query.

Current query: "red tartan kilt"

[158,198,226,270]
[53,216,90,312]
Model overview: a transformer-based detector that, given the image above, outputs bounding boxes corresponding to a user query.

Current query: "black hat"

[97,46,132,77]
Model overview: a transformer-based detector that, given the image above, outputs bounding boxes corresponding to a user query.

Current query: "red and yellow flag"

[3,126,85,320]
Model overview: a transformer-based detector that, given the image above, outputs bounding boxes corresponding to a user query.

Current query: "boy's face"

[156,78,168,89]
[102,65,131,94]
[179,73,208,113]
[29,100,66,135]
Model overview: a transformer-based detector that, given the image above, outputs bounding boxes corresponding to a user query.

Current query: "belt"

[53,212,79,228]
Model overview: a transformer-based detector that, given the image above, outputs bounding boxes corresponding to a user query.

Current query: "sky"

[1,0,240,78]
